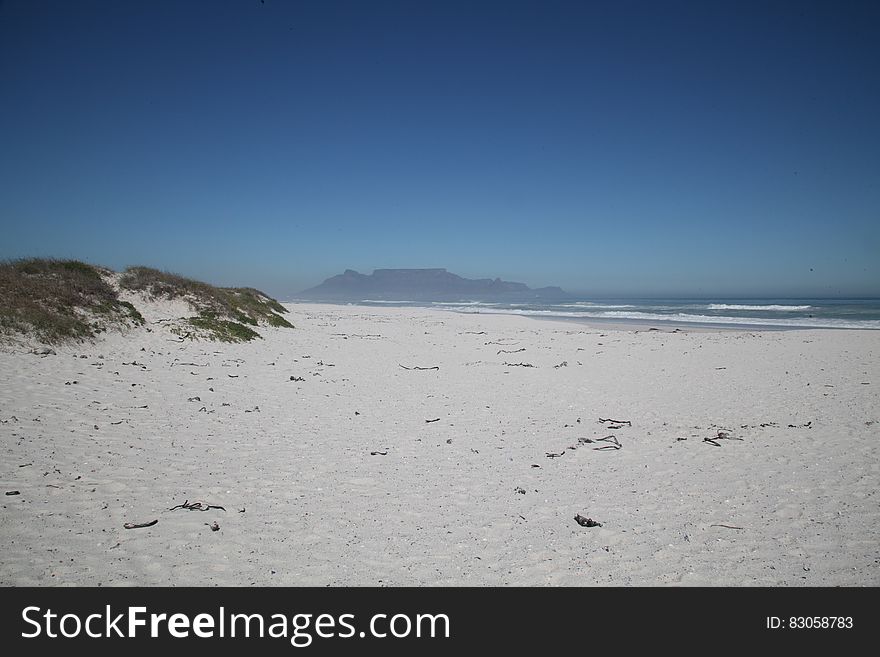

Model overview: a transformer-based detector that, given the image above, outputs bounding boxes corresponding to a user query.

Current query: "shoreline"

[284,300,876,333]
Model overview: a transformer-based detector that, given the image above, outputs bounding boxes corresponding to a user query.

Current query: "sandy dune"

[1,303,878,586]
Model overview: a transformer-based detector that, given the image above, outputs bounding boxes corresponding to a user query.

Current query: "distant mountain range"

[298,268,568,301]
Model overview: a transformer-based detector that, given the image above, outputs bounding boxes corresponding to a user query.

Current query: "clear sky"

[1,0,878,298]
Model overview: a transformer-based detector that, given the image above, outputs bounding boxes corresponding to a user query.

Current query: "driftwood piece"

[370,450,388,456]
[425,418,440,423]
[497,348,526,355]
[124,519,158,529]
[546,451,565,458]
[598,418,631,426]
[504,362,535,367]
[399,365,439,371]
[593,435,621,450]
[710,524,744,530]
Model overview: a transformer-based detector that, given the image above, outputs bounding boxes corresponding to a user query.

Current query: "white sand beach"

[1,302,878,586]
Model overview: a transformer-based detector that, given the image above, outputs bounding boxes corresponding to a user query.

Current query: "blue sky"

[1,0,878,298]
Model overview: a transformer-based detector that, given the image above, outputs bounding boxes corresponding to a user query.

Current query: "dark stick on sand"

[598,418,631,426]
[399,365,439,370]
[123,519,158,529]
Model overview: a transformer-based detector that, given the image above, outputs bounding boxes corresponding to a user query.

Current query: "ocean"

[343,298,880,330]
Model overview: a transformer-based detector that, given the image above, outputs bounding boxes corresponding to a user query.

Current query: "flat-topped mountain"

[298,268,568,301]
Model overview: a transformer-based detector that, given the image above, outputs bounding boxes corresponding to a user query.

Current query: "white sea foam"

[558,302,636,309]
[707,304,813,311]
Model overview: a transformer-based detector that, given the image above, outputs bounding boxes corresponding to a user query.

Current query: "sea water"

[349,298,880,330]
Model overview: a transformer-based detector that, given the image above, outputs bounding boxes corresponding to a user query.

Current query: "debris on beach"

[704,430,742,447]
[399,364,439,370]
[546,451,565,458]
[169,500,227,512]
[425,417,440,423]
[598,417,631,426]
[5,490,21,496]
[207,521,220,532]
[514,487,526,495]
[503,362,535,367]
[123,519,158,529]
[574,514,602,528]
[593,436,621,450]
[370,450,388,456]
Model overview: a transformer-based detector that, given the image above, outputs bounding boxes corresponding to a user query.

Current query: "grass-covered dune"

[0,259,292,344]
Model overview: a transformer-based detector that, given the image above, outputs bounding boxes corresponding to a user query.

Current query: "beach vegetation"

[0,259,291,344]
[0,258,144,343]
[119,266,292,342]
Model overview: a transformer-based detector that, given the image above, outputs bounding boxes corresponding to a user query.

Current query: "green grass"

[188,316,262,342]
[119,266,292,342]
[0,258,144,343]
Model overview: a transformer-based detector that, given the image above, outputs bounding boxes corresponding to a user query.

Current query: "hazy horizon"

[2,1,878,299]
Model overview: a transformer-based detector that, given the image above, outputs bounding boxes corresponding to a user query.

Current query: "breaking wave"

[706,304,812,311]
